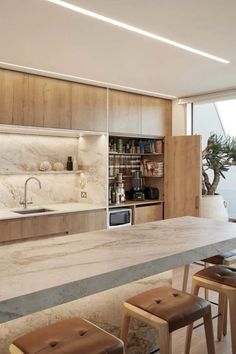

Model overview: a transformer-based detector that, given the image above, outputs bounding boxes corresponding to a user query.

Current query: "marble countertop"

[0,202,106,221]
[1,216,236,323]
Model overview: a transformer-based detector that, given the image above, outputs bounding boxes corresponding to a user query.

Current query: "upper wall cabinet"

[72,83,107,131]
[0,69,27,125]
[141,96,172,136]
[26,75,72,129]
[0,69,72,128]
[108,90,142,135]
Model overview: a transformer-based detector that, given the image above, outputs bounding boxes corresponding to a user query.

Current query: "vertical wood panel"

[109,90,141,134]
[0,69,27,125]
[27,75,72,128]
[164,135,201,218]
[72,83,107,131]
[141,96,172,136]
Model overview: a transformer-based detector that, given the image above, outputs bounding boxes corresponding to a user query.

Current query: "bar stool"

[185,265,236,354]
[182,249,236,292]
[9,317,125,354]
[120,286,215,354]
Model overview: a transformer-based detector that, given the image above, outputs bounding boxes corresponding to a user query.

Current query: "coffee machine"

[130,171,145,201]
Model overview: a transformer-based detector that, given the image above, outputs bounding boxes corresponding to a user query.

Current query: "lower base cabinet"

[134,203,163,224]
[0,209,106,243]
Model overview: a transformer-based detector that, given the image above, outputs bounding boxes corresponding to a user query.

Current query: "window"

[192,99,236,217]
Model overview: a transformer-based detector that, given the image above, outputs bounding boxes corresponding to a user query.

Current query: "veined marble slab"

[0,133,108,208]
[0,216,236,324]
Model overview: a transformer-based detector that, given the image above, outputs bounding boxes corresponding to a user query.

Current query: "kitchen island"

[1,216,236,353]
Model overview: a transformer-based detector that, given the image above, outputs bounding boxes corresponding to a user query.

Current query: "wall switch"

[81,191,87,198]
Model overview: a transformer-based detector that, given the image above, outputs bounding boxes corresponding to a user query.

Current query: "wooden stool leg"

[157,323,171,354]
[203,311,216,354]
[217,293,225,341]
[184,280,200,354]
[217,293,228,340]
[182,264,190,292]
[204,262,209,300]
[228,294,236,354]
[223,297,228,336]
[120,308,131,348]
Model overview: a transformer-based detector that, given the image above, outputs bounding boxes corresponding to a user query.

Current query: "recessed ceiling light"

[46,0,230,64]
[0,61,176,99]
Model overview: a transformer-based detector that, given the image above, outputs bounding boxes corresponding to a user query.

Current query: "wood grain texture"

[72,83,107,131]
[108,89,141,134]
[164,135,201,218]
[134,203,163,224]
[141,96,172,136]
[0,210,106,243]
[0,69,27,125]
[26,74,72,128]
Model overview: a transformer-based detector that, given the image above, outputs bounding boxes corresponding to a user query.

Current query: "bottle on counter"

[66,156,73,171]
[111,186,116,204]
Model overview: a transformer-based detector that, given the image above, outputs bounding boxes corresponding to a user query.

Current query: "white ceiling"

[0,0,236,98]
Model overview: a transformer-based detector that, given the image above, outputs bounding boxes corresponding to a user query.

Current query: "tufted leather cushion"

[203,249,236,265]
[195,265,236,288]
[126,287,211,333]
[10,317,124,354]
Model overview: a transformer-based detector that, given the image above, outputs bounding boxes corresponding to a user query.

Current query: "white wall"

[172,100,186,136]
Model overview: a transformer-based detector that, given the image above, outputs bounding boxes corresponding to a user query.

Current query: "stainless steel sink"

[13,208,54,215]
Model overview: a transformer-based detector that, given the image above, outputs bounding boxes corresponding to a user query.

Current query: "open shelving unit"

[108,135,165,224]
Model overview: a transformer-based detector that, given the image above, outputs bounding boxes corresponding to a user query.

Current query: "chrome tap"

[20,177,42,209]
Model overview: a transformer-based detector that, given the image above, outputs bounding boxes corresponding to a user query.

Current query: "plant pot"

[200,194,229,221]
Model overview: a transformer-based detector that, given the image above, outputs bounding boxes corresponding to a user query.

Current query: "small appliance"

[108,208,132,228]
[144,187,159,200]
[130,171,145,201]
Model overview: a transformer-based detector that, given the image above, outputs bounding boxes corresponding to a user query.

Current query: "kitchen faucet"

[20,177,42,209]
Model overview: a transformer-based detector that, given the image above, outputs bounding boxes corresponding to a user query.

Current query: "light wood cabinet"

[108,90,141,134]
[72,83,107,131]
[0,69,27,125]
[164,135,201,218]
[134,203,163,224]
[141,96,172,136]
[26,74,72,129]
[0,210,106,243]
[0,69,72,128]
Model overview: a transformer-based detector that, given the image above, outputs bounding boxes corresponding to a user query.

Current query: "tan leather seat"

[126,286,211,332]
[195,265,236,288]
[203,249,236,265]
[121,287,215,353]
[9,317,124,354]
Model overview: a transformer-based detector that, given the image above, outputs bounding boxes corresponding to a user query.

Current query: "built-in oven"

[108,208,132,229]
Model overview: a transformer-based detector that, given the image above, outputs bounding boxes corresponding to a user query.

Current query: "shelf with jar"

[109,136,164,155]
[108,156,164,178]
[108,135,164,207]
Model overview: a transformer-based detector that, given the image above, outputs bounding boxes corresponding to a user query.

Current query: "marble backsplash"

[0,174,79,208]
[0,133,107,208]
[0,133,78,172]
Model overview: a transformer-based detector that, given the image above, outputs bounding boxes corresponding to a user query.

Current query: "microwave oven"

[108,208,132,229]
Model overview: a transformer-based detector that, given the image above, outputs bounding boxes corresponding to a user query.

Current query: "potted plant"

[201,133,236,220]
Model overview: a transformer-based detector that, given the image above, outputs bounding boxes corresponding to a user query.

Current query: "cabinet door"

[141,96,172,136]
[164,135,201,218]
[0,69,27,125]
[72,83,107,131]
[26,75,72,129]
[134,204,163,224]
[109,90,141,134]
[67,210,106,234]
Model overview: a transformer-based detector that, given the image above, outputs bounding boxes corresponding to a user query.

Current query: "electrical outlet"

[81,191,87,198]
